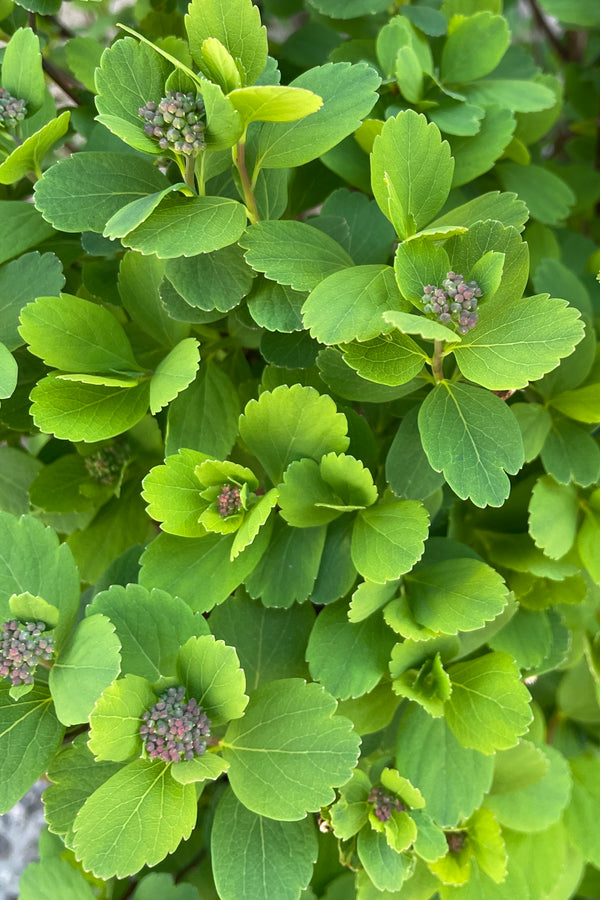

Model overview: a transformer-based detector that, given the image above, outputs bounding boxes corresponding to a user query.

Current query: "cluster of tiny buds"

[445,830,468,854]
[217,484,242,518]
[84,444,127,485]
[140,685,211,763]
[422,271,482,335]
[139,91,206,157]
[0,620,54,686]
[0,87,27,129]
[367,786,407,823]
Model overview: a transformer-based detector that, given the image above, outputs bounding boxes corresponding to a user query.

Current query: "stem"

[526,0,570,61]
[42,58,84,104]
[233,139,259,224]
[184,153,196,190]
[431,340,445,382]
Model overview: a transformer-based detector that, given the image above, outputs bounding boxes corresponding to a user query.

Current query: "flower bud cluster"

[0,87,27,129]
[0,620,54,686]
[140,685,211,763]
[445,830,468,854]
[84,444,127,485]
[217,484,242,518]
[139,91,206,157]
[368,786,407,823]
[422,271,482,335]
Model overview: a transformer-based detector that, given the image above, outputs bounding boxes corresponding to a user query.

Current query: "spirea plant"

[1,0,600,897]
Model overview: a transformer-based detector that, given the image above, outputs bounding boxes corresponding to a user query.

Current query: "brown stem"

[526,0,570,61]
[42,58,84,104]
[48,14,76,38]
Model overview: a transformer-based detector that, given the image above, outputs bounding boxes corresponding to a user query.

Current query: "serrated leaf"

[384,311,460,343]
[149,338,200,414]
[430,190,529,232]
[88,673,155,762]
[176,634,247,726]
[441,12,509,83]
[0,111,70,184]
[223,678,360,820]
[0,251,65,352]
[371,111,453,240]
[166,361,240,458]
[303,265,409,345]
[341,333,426,386]
[185,0,267,86]
[541,417,600,487]
[245,516,326,607]
[19,857,98,900]
[212,787,318,900]
[2,27,45,114]
[445,652,532,754]
[72,759,197,878]
[240,220,353,292]
[357,828,414,892]
[142,449,209,538]
[239,384,349,484]
[450,107,516,188]
[165,244,254,314]
[87,583,209,682]
[351,498,429,584]
[9,592,59,627]
[528,476,579,559]
[418,382,524,508]
[278,453,376,528]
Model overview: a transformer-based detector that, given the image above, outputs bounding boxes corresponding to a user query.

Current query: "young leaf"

[222,678,360,820]
[418,382,524,508]
[528,476,579,559]
[0,111,70,184]
[88,673,155,762]
[370,110,454,239]
[441,12,509,83]
[351,498,429,584]
[72,760,197,879]
[142,448,209,538]
[2,28,46,114]
[278,453,376,528]
[185,0,268,86]
[245,517,326,607]
[176,634,248,726]
[211,788,318,900]
[228,85,322,123]
[357,828,414,893]
[341,333,427,386]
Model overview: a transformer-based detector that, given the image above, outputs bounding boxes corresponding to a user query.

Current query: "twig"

[42,58,84,105]
[526,0,569,61]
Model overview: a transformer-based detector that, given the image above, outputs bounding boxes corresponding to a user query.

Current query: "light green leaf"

[245,517,326,607]
[9,592,59,628]
[303,265,408,345]
[212,787,318,900]
[185,0,268,86]
[166,361,240,458]
[392,651,452,717]
[370,110,454,240]
[49,615,121,726]
[429,190,529,232]
[103,184,190,241]
[348,580,398,624]
[395,44,424,104]
[33,153,169,233]
[384,311,459,344]
[497,163,575,225]
[170,752,229,784]
[0,342,17,400]
[122,195,248,259]
[165,244,254,314]
[405,559,509,635]
[341,333,426,386]
[0,683,63,814]
[511,403,552,462]
[149,339,200,414]
[550,382,600,423]
[429,101,485,136]
[351,498,429,584]
[223,678,360,820]
[578,507,600,585]
[490,740,549,795]
[0,448,41,516]
[228,85,322,123]
[20,293,142,375]
[0,251,65,352]
[230,489,278,560]
[142,449,209,538]
[19,858,98,900]
[418,382,524,508]
[563,755,600,866]
[488,607,553,670]
[0,111,70,184]
[306,602,395,700]
[463,79,556,114]
[541,417,600,487]
[528,476,579,559]
[240,220,353,292]
[30,376,150,442]
[87,583,208,683]
[539,0,600,26]
[395,704,494,827]
[72,759,197,879]
[239,384,349,484]
[65,36,105,92]
[88,673,155,762]
[445,652,532,754]
[2,27,45,114]
[317,347,416,403]
[393,235,450,304]
[176,634,247,726]
[357,828,414,893]
[256,62,380,169]
[118,252,189,348]
[441,13,509,83]
[445,220,528,308]
[450,107,516,187]
[278,453,376,528]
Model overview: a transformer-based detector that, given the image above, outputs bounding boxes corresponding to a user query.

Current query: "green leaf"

[65,36,105,92]
[429,190,529,233]
[393,236,450,305]
[72,759,197,878]
[0,342,17,400]
[578,507,600,585]
[497,163,575,225]
[0,202,54,267]
[0,512,79,648]
[212,787,318,900]
[441,12,509,82]
[278,453,376,528]
[357,828,414,893]
[30,376,150,443]
[0,447,41,516]
[240,220,353,292]
[142,449,209,538]
[122,195,248,259]
[170,752,229,785]
[239,384,349,484]
[245,516,326,607]
[88,583,208,682]
[463,79,556,114]
[395,45,424,104]
[223,678,360,820]
[490,740,549,795]
[228,85,322,123]
[418,382,524,508]
[528,476,579,559]
[230,488,278,560]
[539,0,600,26]
[185,0,268,86]
[2,27,45,114]
[248,280,305,333]
[33,153,169,233]
[395,704,494,827]
[320,189,397,265]
[541,416,600,487]
[370,110,454,240]
[317,347,416,403]
[0,251,65,352]
[303,265,409,345]
[445,652,532,754]
[166,361,240,458]
[165,244,255,314]
[9,592,59,627]
[450,107,516,187]
[386,407,445,501]
[341,333,426,386]
[19,858,98,900]
[256,62,380,169]
[149,339,199,414]
[119,252,188,348]
[0,111,70,184]
[49,615,121,726]
[511,403,552,462]
[0,683,63,813]
[445,220,528,308]
[313,0,390,16]
[20,293,142,375]
[384,311,459,344]
[405,559,509,635]
[139,524,270,613]
[488,607,553,670]
[88,673,155,762]
[103,184,191,241]
[176,634,247,725]
[351,498,429,584]
[550,382,600,423]
[563,755,600,866]
[307,601,395,700]
[429,101,485,136]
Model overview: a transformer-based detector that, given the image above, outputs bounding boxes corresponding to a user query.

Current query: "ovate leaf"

[185,0,267,86]
[149,339,200,414]
[166,361,240,458]
[176,634,248,726]
[441,12,509,83]
[351,499,429,584]
[528,476,579,559]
